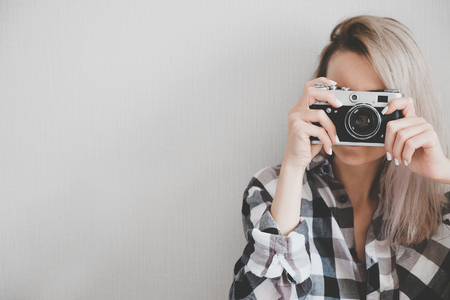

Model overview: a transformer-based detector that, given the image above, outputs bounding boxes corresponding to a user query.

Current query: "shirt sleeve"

[229,167,312,300]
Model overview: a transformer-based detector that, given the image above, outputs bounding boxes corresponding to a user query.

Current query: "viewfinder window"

[378,95,388,103]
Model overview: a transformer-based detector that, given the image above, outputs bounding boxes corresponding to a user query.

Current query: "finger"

[384,117,427,156]
[304,77,337,89]
[304,86,343,108]
[391,122,433,164]
[401,130,438,165]
[303,123,333,155]
[311,143,324,158]
[298,109,338,144]
[381,97,416,117]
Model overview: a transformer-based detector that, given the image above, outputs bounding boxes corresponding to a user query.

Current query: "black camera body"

[309,83,404,146]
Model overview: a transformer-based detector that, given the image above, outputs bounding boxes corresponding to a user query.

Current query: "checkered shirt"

[229,154,450,299]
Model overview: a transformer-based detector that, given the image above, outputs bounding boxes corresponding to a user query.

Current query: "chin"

[332,145,386,166]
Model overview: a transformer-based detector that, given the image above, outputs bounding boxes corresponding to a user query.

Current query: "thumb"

[311,144,324,158]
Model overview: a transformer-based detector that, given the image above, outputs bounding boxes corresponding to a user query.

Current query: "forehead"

[326,51,385,91]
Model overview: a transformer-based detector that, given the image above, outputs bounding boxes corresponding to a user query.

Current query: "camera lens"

[345,104,381,140]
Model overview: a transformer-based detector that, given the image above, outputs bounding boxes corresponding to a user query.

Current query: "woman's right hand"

[272,77,343,235]
[283,77,342,169]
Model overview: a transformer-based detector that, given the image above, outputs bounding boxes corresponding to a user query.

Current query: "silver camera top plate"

[313,83,404,106]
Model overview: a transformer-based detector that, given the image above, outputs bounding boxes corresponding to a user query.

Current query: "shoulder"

[429,195,450,247]
[246,154,327,199]
[246,165,281,198]
[254,165,281,182]
[441,192,450,226]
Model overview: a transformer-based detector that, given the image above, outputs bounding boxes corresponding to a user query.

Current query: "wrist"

[436,157,450,184]
[281,155,310,172]
[280,161,306,181]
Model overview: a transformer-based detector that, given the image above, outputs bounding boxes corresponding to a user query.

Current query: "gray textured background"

[0,1,449,299]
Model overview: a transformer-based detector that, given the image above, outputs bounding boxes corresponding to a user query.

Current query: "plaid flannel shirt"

[230,154,450,299]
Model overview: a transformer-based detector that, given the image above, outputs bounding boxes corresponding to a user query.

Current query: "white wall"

[0,1,449,299]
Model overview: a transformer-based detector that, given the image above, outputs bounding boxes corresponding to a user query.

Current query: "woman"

[230,16,450,299]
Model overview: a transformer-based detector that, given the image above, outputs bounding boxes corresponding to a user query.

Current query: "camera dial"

[384,89,400,93]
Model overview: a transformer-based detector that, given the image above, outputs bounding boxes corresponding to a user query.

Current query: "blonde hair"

[314,15,449,245]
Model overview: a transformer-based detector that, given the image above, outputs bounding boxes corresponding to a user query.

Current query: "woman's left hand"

[383,97,450,184]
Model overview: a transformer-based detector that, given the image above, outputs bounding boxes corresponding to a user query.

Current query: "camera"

[309,83,404,146]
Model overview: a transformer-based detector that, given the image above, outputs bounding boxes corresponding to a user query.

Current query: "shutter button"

[338,195,348,203]
[323,165,330,173]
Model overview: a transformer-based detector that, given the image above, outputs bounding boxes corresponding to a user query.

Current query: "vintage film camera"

[309,83,404,147]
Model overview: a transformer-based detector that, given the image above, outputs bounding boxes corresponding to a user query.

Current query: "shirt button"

[338,195,348,203]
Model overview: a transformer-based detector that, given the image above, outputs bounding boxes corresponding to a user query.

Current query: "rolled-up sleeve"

[247,211,310,284]
[230,167,312,300]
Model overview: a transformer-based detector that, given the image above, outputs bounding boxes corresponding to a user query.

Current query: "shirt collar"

[307,153,335,179]
[309,154,390,245]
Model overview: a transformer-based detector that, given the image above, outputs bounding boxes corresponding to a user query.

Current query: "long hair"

[314,15,449,245]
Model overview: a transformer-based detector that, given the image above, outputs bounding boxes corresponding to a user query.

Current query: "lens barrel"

[344,104,381,140]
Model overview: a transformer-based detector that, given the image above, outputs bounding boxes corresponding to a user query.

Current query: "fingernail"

[404,160,408,166]
[329,80,337,85]
[386,152,392,161]
[381,106,389,115]
[335,135,340,144]
[394,158,399,166]
[329,147,333,156]
[335,98,343,107]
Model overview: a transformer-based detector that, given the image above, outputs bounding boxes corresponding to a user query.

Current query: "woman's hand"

[383,97,450,184]
[272,77,342,235]
[283,77,342,169]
